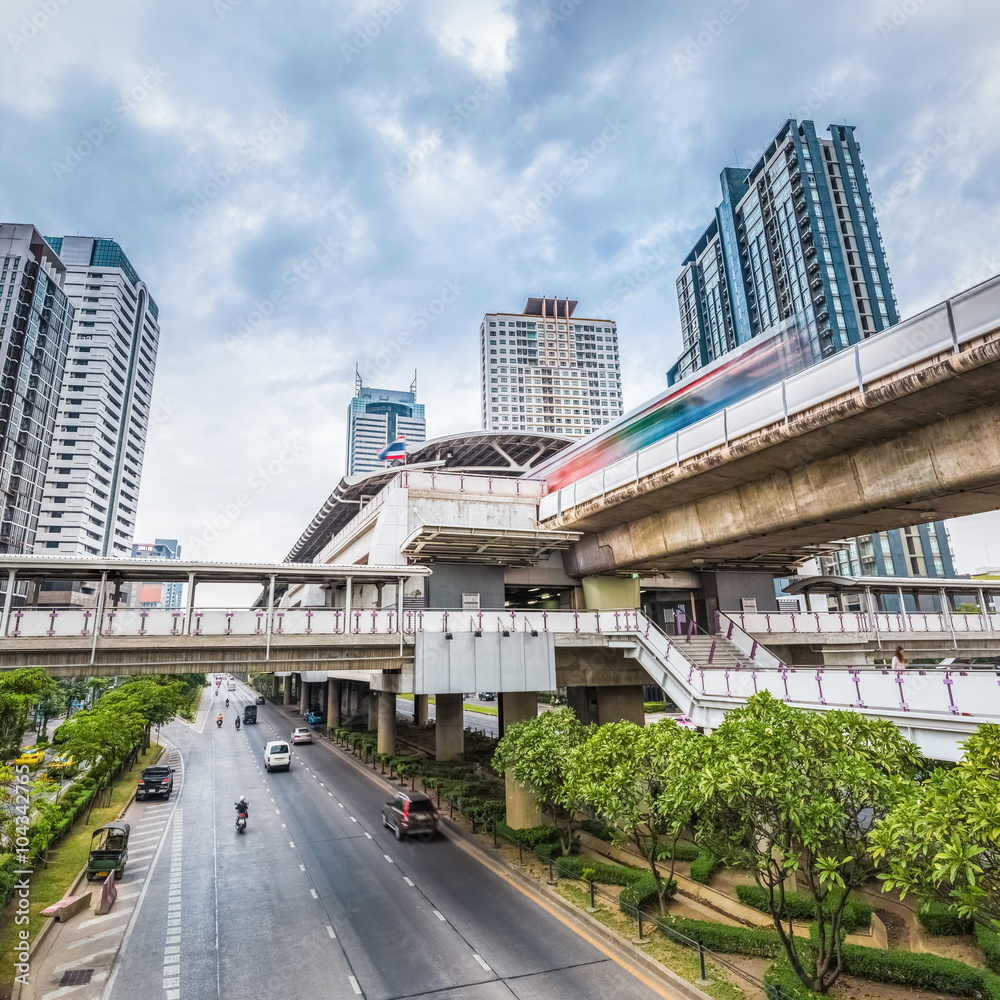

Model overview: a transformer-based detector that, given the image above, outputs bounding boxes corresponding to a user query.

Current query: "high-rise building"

[33,238,159,588]
[818,525,956,580]
[0,226,74,559]
[669,120,899,384]
[128,538,183,609]
[479,297,623,438]
[346,372,425,476]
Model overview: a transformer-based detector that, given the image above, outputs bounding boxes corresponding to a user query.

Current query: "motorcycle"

[235,717,241,731]
[216,717,223,728]
[225,698,230,707]
[236,811,247,834]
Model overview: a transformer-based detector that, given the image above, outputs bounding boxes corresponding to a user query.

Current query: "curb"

[315,735,713,1000]
[11,744,165,1000]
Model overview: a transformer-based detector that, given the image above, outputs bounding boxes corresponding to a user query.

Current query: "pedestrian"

[891,645,907,670]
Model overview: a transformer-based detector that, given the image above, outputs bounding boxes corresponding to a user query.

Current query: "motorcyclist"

[235,715,241,730]
[235,795,249,818]
[217,713,223,726]
[225,697,230,707]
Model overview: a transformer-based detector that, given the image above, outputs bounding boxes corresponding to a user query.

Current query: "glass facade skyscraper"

[346,373,425,476]
[670,120,899,383]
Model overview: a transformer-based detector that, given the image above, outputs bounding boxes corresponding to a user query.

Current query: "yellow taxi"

[48,754,75,770]
[15,746,45,766]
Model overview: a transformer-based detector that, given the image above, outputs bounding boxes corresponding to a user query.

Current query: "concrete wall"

[426,563,505,610]
[581,575,640,610]
[703,570,779,615]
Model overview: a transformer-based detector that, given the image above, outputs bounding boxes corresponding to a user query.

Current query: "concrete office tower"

[346,372,425,476]
[480,297,623,438]
[33,237,159,604]
[0,226,74,558]
[670,120,898,383]
[818,525,956,579]
[129,538,183,609]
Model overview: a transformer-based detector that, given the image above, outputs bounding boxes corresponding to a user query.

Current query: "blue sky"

[3,0,999,571]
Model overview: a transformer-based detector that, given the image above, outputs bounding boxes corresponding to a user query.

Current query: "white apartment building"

[33,238,159,602]
[479,297,623,438]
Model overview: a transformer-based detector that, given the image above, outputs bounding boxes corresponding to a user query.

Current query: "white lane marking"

[309,888,318,899]
[79,909,131,929]
[403,877,414,887]
[299,864,305,871]
[384,855,394,864]
[433,909,445,922]
[338,802,344,807]
[473,954,491,971]
[289,841,295,848]
[328,791,333,796]
[275,809,280,814]
[66,925,126,948]
[364,832,372,839]
[348,975,362,995]
[326,925,336,938]
[350,816,356,823]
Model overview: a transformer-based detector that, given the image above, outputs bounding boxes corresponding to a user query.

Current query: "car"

[15,746,44,766]
[255,695,265,705]
[381,790,438,842]
[264,740,291,771]
[306,711,325,725]
[477,692,496,701]
[47,753,76,772]
[673,715,697,730]
[291,727,312,745]
[137,765,174,800]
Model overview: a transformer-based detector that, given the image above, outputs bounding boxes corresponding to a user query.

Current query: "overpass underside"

[558,330,1000,574]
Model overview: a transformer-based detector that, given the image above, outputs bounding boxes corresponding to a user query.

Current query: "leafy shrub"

[917,901,974,936]
[551,854,674,913]
[658,915,782,959]
[579,818,612,842]
[495,823,560,847]
[657,840,701,862]
[735,884,872,933]
[643,701,667,713]
[838,937,1000,998]
[0,853,18,912]
[689,850,719,885]
[763,957,824,999]
[620,872,674,914]
[979,926,1000,975]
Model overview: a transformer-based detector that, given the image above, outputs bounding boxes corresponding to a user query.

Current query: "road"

[396,697,501,738]
[104,683,666,1000]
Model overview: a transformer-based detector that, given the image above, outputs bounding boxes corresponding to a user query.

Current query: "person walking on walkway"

[891,645,908,670]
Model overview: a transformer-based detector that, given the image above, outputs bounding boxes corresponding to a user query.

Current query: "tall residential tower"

[346,373,425,476]
[479,297,623,438]
[33,237,159,602]
[670,120,898,383]
[0,226,74,557]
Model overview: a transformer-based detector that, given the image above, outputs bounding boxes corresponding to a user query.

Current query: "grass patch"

[555,882,746,1000]
[0,743,163,985]
[177,685,205,722]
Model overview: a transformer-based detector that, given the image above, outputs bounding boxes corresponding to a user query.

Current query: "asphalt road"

[105,684,664,1000]
[396,698,501,738]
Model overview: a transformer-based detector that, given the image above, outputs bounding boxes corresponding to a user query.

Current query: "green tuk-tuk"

[86,821,130,880]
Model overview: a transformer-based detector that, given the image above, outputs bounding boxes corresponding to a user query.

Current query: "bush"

[495,823,560,847]
[579,818,612,842]
[977,926,1000,975]
[659,840,701,862]
[763,957,824,999]
[643,701,667,713]
[839,938,1000,998]
[917,901,975,936]
[735,884,872,933]
[689,851,719,885]
[620,872,667,915]
[657,915,782,959]
[0,853,18,912]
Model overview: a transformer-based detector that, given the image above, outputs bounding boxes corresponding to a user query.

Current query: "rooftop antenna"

[410,369,417,399]
[355,363,363,397]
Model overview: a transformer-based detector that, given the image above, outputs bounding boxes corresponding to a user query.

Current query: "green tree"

[696,691,922,994]
[492,707,591,853]
[872,722,1000,930]
[566,719,704,912]
[0,668,52,761]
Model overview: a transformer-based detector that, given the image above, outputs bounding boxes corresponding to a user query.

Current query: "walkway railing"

[728,609,1000,637]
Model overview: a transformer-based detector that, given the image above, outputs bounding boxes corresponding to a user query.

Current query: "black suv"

[137,765,174,800]
[381,790,438,842]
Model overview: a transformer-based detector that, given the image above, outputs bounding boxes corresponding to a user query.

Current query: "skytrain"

[530,318,823,492]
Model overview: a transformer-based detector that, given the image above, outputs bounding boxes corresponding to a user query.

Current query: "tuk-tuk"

[86,821,130,880]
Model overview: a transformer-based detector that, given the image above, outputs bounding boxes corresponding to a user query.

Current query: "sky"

[2,0,1000,574]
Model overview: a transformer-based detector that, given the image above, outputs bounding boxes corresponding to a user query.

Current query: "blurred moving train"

[529,318,824,492]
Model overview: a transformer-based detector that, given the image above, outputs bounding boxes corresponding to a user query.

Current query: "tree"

[566,719,704,912]
[492,707,591,853]
[696,691,922,994]
[872,722,1000,931]
[0,668,52,761]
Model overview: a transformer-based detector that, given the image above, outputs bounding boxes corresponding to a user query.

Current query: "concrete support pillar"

[327,679,341,729]
[377,692,396,756]
[414,694,429,726]
[596,685,645,726]
[566,685,598,726]
[365,688,375,730]
[502,691,542,829]
[434,693,464,761]
[299,678,309,713]
[282,676,291,706]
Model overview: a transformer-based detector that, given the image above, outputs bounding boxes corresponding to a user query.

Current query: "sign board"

[461,593,480,611]
[741,598,758,613]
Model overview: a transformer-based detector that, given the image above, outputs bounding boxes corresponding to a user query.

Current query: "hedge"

[762,958,824,999]
[838,938,1000,998]
[657,915,783,959]
[496,823,560,848]
[660,840,701,862]
[917,901,975,937]
[550,854,675,913]
[689,850,719,885]
[735,884,872,933]
[978,926,1000,976]
[579,818,612,842]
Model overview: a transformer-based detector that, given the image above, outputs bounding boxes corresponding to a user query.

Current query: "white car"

[264,740,291,772]
[290,727,312,745]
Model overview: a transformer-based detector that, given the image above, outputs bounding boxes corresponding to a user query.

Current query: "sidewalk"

[17,741,185,1000]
